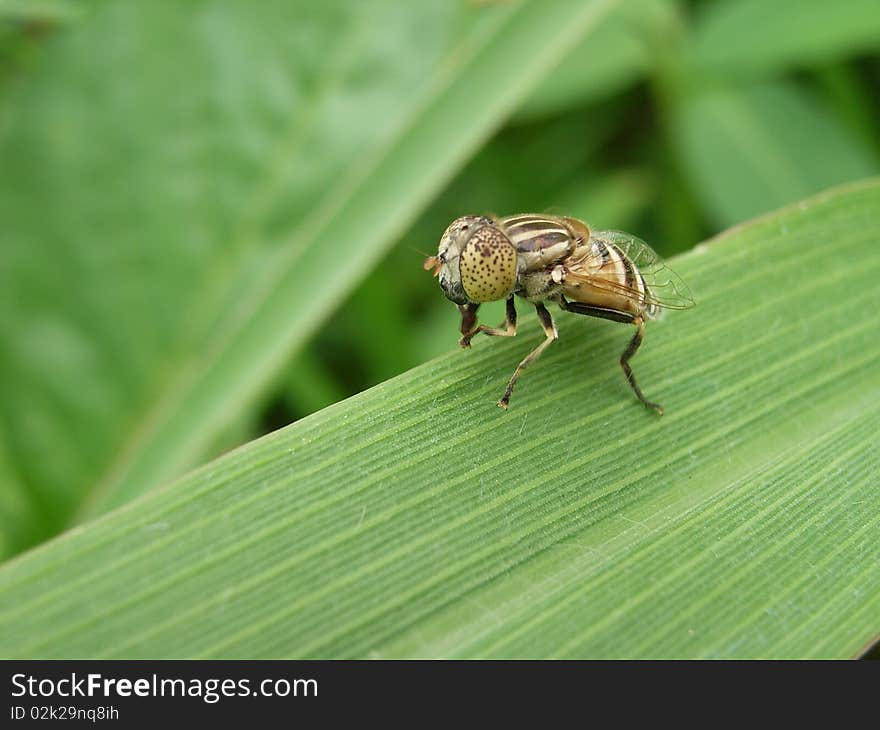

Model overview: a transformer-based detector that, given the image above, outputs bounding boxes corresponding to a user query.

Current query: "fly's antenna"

[409,246,443,276]
[423,255,441,276]
[408,245,434,259]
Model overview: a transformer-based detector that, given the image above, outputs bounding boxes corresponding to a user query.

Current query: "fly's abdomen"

[558,238,651,317]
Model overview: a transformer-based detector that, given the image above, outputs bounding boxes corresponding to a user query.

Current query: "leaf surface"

[1,179,878,659]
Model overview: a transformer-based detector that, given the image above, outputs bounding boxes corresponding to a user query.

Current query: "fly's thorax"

[498,214,582,271]
[518,269,559,301]
[458,224,518,303]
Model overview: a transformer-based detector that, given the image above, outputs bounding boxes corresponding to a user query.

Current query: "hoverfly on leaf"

[424,214,694,412]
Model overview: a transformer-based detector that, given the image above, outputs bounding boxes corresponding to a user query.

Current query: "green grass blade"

[0,0,621,552]
[689,0,880,78]
[0,0,81,23]
[672,80,878,227]
[1,179,878,659]
[513,0,676,122]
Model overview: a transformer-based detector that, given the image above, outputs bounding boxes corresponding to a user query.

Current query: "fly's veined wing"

[566,230,695,310]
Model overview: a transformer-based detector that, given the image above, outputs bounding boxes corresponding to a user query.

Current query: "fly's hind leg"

[498,302,557,409]
[621,317,664,416]
[558,298,663,415]
[459,296,517,348]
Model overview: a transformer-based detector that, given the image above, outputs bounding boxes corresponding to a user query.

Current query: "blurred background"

[1,0,879,559]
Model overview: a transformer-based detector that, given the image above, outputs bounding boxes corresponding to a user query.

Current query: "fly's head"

[425,216,518,305]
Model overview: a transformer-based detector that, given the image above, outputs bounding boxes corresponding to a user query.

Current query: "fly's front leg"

[498,302,557,409]
[621,317,664,416]
[459,296,517,348]
[458,303,479,348]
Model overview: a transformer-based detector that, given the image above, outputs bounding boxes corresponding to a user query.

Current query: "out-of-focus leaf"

[689,0,880,78]
[435,108,619,219]
[553,167,653,233]
[0,439,32,556]
[515,0,677,121]
[283,349,348,421]
[653,144,708,256]
[814,64,880,158]
[0,0,81,84]
[0,0,621,555]
[1,179,878,659]
[0,0,80,23]
[672,80,878,227]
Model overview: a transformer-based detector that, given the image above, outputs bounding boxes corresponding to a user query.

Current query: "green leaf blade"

[0,0,81,23]
[1,179,878,659]
[673,81,878,227]
[513,0,676,122]
[689,0,880,78]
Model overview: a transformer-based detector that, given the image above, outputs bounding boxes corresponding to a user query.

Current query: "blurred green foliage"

[1,0,879,559]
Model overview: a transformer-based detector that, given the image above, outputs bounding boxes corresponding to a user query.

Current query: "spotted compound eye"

[459,225,517,302]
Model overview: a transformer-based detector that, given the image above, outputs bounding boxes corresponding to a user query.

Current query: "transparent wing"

[565,230,695,310]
